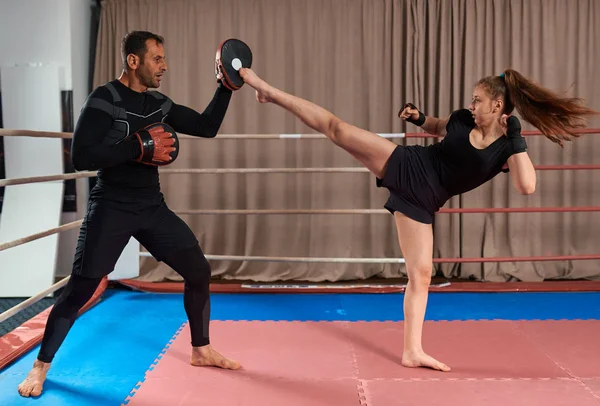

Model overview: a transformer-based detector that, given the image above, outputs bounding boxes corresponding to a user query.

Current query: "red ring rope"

[534,164,600,170]
[404,128,600,138]
[431,254,600,263]
[438,206,599,214]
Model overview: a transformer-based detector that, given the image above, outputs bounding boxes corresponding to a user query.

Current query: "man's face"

[135,39,167,88]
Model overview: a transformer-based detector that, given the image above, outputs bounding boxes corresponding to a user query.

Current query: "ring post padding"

[0,65,63,297]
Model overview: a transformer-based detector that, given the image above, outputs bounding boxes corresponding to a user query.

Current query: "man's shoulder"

[88,80,119,101]
[80,81,125,118]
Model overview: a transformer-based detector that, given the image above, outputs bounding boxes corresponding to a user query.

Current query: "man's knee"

[59,274,102,309]
[188,254,211,287]
[164,245,211,287]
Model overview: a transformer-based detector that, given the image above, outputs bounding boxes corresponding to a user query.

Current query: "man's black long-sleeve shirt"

[71,79,232,196]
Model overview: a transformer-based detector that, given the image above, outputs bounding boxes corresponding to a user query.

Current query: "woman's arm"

[399,103,450,137]
[503,115,536,195]
[506,152,536,195]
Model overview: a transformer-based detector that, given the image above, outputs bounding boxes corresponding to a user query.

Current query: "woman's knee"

[407,262,433,287]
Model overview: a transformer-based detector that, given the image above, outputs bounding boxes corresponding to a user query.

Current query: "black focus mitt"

[215,39,253,91]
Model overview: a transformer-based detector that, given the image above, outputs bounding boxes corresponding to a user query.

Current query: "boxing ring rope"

[138,252,600,263]
[2,204,596,261]
[0,219,82,326]
[0,220,83,253]
[0,172,96,187]
[2,128,600,139]
[172,207,600,215]
[0,277,71,324]
[158,165,600,174]
[0,127,599,349]
[2,164,600,188]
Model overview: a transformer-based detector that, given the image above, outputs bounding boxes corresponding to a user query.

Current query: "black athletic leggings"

[37,244,211,363]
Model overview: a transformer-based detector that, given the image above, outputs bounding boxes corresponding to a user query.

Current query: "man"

[18,30,240,398]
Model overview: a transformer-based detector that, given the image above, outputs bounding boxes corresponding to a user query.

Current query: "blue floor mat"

[209,291,600,321]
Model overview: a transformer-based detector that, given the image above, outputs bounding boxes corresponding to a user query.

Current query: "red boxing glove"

[129,122,179,166]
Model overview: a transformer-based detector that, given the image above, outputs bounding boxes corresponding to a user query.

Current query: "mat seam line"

[341,319,369,406]
[361,377,584,382]
[512,320,600,401]
[576,380,600,403]
[120,321,187,406]
[512,321,576,377]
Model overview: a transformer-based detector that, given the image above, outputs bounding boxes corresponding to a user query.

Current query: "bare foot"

[254,87,273,104]
[402,350,451,372]
[191,345,241,370]
[17,360,51,397]
[239,68,273,103]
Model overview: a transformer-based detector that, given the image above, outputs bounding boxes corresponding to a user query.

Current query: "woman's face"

[469,85,502,127]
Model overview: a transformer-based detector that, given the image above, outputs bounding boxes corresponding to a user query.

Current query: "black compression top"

[71,79,232,196]
[427,108,512,200]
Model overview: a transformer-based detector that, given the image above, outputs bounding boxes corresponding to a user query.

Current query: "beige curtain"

[94,0,600,283]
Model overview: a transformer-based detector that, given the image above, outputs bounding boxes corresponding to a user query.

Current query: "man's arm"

[165,83,233,137]
[70,88,141,171]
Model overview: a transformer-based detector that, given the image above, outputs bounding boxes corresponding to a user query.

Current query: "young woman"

[239,67,598,371]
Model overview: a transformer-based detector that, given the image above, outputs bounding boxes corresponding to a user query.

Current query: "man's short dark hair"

[121,30,164,70]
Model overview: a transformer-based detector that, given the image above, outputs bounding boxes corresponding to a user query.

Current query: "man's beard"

[142,74,157,88]
[138,66,157,88]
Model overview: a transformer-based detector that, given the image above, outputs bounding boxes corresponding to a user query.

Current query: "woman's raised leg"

[240,68,397,179]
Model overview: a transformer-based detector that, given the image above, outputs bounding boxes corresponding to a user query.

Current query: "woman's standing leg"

[394,212,451,372]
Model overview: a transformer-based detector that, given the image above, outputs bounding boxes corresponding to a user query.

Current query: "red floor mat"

[122,320,600,406]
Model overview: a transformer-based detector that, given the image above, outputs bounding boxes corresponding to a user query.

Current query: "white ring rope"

[0,276,70,323]
[174,207,600,215]
[4,164,600,188]
[0,168,370,187]
[139,252,406,264]
[3,206,597,257]
[0,220,83,253]
[160,167,369,174]
[0,129,73,139]
[175,209,389,215]
[0,172,96,187]
[0,129,406,140]
[3,127,599,140]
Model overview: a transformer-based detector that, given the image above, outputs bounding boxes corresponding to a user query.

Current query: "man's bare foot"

[191,345,241,370]
[17,360,51,397]
[402,350,451,372]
